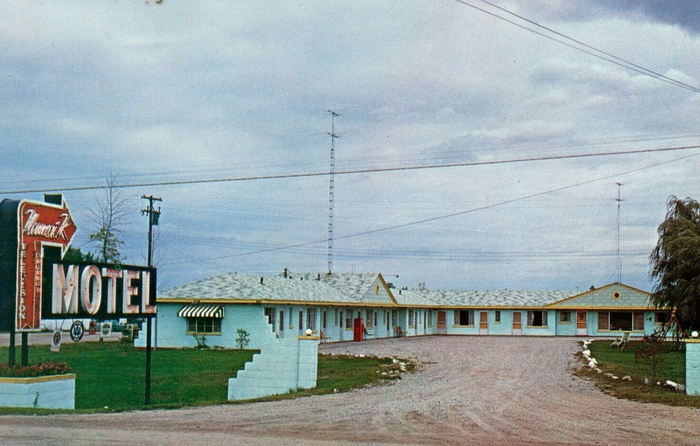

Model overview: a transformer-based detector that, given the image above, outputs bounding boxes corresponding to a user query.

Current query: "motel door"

[512,312,522,335]
[437,311,446,335]
[576,311,587,336]
[338,311,344,341]
[479,311,488,335]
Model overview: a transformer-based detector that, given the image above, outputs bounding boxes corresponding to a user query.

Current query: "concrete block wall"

[228,336,319,400]
[0,374,76,409]
[686,340,700,396]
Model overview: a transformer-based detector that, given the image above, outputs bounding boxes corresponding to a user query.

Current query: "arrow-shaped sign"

[15,198,77,331]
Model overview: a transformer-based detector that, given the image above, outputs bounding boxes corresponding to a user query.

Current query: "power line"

[453,0,700,94]
[2,144,698,195]
[161,151,700,266]
[473,0,700,93]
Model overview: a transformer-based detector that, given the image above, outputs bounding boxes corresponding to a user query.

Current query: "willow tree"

[649,196,700,332]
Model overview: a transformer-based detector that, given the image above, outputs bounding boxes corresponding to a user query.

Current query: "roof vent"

[283,268,288,278]
[589,285,595,291]
[260,277,264,285]
[317,273,321,280]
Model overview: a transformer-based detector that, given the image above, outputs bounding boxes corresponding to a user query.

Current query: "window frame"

[186,317,221,335]
[527,310,548,328]
[306,308,317,331]
[597,311,645,331]
[408,309,416,327]
[453,310,473,327]
[264,307,275,327]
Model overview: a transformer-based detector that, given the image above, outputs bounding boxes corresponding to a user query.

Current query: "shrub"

[0,362,71,378]
[235,329,250,350]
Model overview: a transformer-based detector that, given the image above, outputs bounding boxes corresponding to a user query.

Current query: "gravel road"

[1,336,698,445]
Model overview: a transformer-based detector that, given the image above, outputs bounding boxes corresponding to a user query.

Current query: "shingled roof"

[159,271,585,308]
[159,272,349,303]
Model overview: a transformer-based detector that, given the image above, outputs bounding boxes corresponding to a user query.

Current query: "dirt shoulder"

[1,336,698,445]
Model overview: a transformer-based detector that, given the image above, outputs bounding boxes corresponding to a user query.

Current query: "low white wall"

[0,374,76,409]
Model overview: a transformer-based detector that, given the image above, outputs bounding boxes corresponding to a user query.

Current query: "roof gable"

[546,283,651,309]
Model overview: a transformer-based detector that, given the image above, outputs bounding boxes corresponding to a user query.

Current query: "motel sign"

[0,195,156,332]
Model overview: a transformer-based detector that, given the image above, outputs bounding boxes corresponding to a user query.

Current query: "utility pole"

[326,110,339,275]
[615,182,623,283]
[140,194,161,405]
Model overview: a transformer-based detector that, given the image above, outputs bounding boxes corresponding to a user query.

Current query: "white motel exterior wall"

[137,306,668,351]
[135,276,671,350]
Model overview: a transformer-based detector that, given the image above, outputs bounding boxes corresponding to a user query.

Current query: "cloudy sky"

[1,0,698,292]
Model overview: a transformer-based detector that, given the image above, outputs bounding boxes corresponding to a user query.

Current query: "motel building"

[135,271,671,350]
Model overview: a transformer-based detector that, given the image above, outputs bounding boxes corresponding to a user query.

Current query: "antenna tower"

[615,182,623,283]
[326,110,340,274]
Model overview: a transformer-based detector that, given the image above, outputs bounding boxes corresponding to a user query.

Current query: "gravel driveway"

[1,336,698,445]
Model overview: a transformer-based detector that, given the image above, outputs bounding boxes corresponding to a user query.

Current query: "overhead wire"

[1,144,698,195]
[161,151,700,266]
[453,0,700,93]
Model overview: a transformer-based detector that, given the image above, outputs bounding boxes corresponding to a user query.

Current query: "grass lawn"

[0,343,398,414]
[588,340,685,383]
[579,340,699,408]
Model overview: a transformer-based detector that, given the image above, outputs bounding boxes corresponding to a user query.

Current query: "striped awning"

[177,304,224,319]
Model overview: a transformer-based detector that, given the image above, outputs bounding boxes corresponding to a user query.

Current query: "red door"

[353,318,365,342]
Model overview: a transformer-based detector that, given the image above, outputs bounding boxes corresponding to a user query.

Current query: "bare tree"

[89,173,130,263]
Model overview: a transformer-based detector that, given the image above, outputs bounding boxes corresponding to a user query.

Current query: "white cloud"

[1,0,698,291]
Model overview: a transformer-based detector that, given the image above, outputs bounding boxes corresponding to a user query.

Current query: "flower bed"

[0,362,71,378]
[0,362,75,409]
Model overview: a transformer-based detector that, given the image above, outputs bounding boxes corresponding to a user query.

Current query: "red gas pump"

[353,317,364,342]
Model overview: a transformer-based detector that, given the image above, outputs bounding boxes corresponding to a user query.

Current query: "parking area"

[1,336,699,445]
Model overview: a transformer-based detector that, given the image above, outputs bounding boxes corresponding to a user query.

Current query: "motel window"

[264,307,275,327]
[366,310,374,329]
[374,311,378,328]
[187,318,221,334]
[307,308,317,331]
[383,310,387,325]
[495,311,501,323]
[391,310,398,327]
[279,310,284,331]
[298,311,304,331]
[454,310,473,326]
[527,311,547,327]
[346,311,353,330]
[560,312,571,323]
[427,311,433,327]
[322,310,327,330]
[408,310,416,327]
[655,312,670,325]
[334,309,339,327]
[597,312,644,331]
[289,309,294,329]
